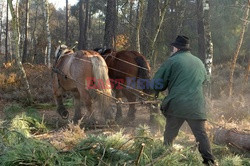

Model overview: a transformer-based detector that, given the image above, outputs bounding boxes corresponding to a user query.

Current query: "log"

[213,128,250,151]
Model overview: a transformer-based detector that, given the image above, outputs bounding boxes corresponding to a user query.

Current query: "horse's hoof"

[60,110,69,119]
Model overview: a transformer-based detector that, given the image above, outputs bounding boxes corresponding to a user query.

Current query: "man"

[153,35,216,165]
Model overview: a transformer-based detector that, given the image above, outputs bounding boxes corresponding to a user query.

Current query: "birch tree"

[134,0,144,52]
[0,3,3,53]
[22,0,29,63]
[229,0,250,97]
[65,0,69,45]
[203,0,213,98]
[5,0,8,63]
[150,0,169,67]
[43,0,51,68]
[7,0,32,102]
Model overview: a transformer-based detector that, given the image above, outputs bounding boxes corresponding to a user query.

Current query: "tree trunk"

[143,0,159,57]
[5,0,8,63]
[203,0,213,98]
[78,0,84,50]
[196,0,206,63]
[22,0,29,63]
[83,0,89,49]
[65,0,69,45]
[151,0,169,68]
[7,0,32,103]
[135,0,144,52]
[0,4,2,53]
[31,1,38,63]
[243,59,250,89]
[104,0,117,49]
[214,128,250,151]
[43,0,51,68]
[229,0,250,97]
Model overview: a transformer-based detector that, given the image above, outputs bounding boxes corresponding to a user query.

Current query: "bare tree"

[150,0,169,67]
[43,0,51,68]
[83,0,89,49]
[31,1,39,63]
[65,0,69,45]
[203,0,213,98]
[104,0,117,49]
[0,3,3,53]
[22,0,29,63]
[78,0,89,49]
[5,0,8,63]
[78,0,84,50]
[7,0,32,102]
[229,0,250,97]
[134,0,144,52]
[196,0,206,62]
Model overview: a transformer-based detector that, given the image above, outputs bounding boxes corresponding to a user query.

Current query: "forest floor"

[0,63,249,165]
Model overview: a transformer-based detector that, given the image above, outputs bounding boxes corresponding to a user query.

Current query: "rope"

[71,56,155,99]
[52,66,159,105]
[104,53,149,71]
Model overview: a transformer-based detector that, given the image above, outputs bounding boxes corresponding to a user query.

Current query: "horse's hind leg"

[79,89,96,124]
[115,90,123,121]
[72,91,82,124]
[123,90,136,121]
[53,74,68,119]
[54,86,69,119]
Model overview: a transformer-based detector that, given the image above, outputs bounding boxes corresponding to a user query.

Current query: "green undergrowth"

[1,104,249,165]
[0,121,249,166]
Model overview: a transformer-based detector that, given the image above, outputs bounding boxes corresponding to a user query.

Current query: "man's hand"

[154,91,159,99]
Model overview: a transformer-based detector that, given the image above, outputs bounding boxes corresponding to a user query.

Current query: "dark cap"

[171,35,190,49]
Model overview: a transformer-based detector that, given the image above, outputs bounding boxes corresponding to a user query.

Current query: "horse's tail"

[90,56,112,117]
[133,52,150,79]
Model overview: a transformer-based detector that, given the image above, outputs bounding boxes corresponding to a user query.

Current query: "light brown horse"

[94,48,155,121]
[52,45,112,124]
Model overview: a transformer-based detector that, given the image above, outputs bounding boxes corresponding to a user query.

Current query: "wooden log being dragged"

[213,128,250,151]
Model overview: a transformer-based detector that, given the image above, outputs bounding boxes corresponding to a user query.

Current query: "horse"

[94,48,156,121]
[52,45,112,124]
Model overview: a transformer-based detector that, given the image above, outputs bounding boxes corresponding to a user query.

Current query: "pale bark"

[229,1,250,97]
[22,0,29,63]
[135,0,144,52]
[7,0,32,102]
[65,0,68,45]
[0,4,3,53]
[5,0,8,63]
[31,1,38,63]
[151,0,169,68]
[43,0,51,68]
[203,0,213,98]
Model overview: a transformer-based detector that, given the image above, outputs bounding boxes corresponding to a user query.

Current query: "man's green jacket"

[153,50,208,120]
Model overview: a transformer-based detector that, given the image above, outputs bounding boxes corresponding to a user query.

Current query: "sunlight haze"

[49,0,78,9]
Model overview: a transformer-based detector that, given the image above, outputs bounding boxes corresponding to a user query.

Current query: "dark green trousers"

[164,115,215,163]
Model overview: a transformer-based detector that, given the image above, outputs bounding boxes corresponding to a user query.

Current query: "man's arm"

[152,59,172,95]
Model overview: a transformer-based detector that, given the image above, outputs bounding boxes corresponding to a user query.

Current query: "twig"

[98,147,107,166]
[135,143,145,166]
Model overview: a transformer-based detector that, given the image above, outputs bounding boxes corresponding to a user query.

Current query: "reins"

[52,51,160,105]
[103,53,149,71]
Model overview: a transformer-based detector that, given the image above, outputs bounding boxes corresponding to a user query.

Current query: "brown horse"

[94,48,154,121]
[52,45,112,124]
